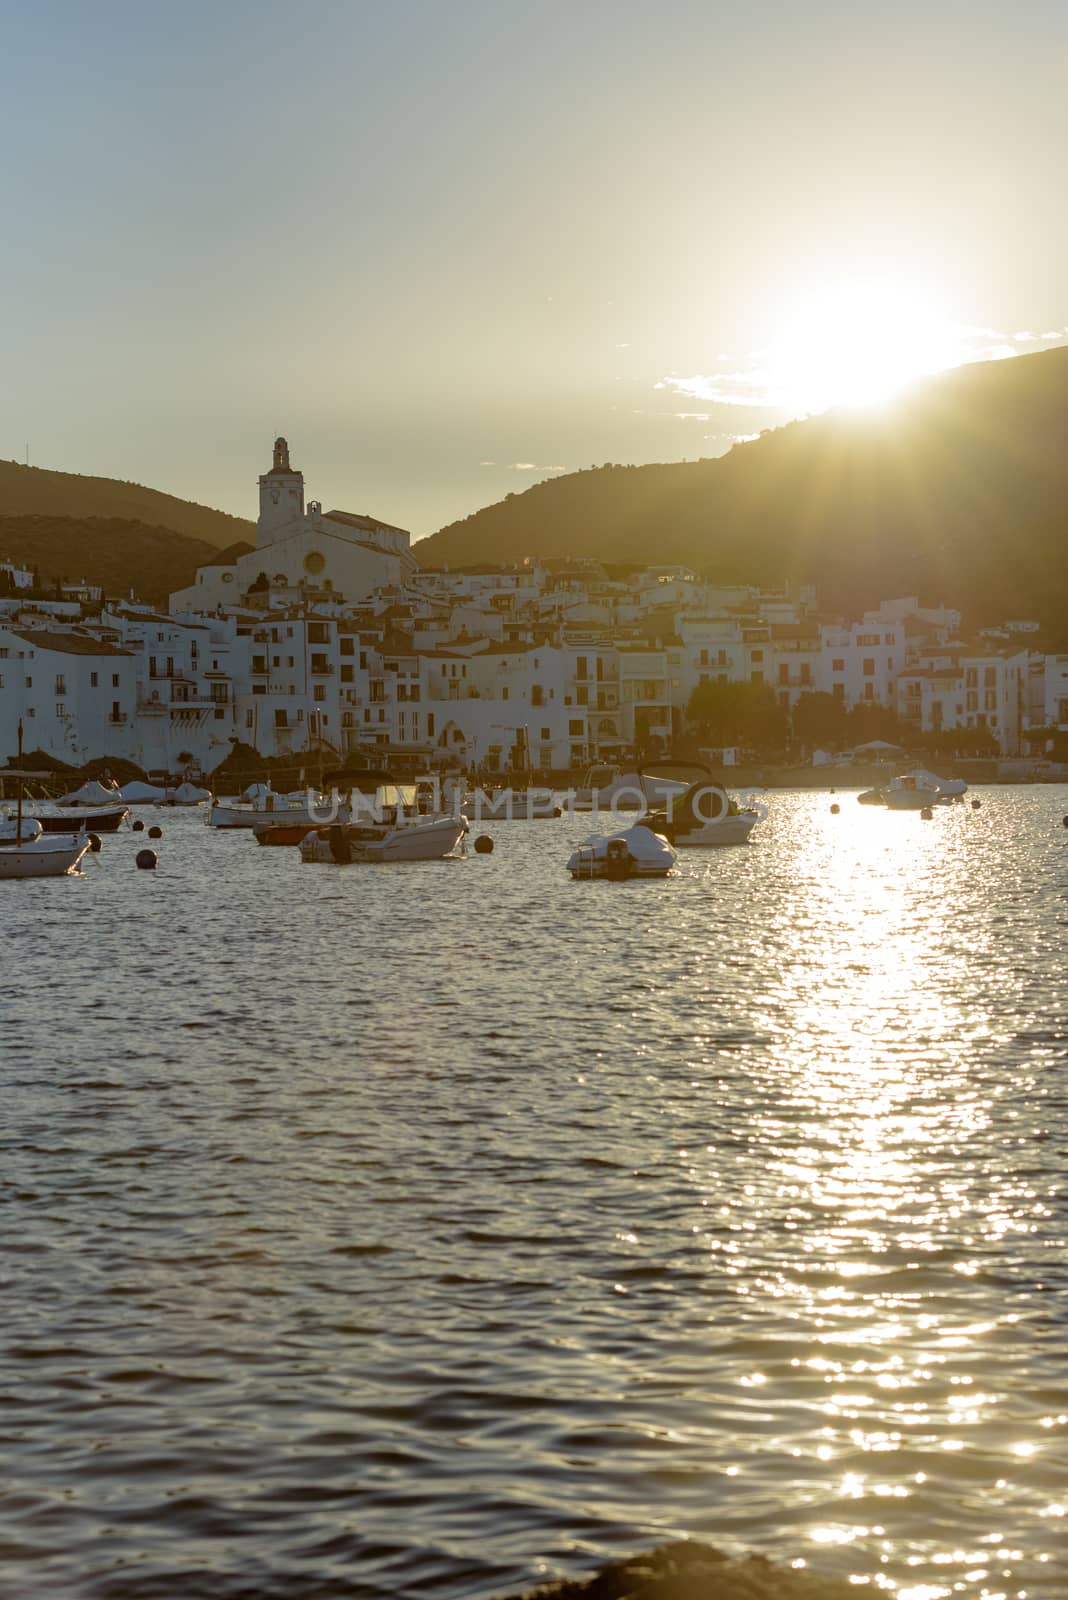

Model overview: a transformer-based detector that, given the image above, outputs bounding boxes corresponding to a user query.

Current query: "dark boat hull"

[38,807,128,833]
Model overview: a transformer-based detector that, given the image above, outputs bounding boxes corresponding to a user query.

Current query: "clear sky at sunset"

[2,0,1066,538]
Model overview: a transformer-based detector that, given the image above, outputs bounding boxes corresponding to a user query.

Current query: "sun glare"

[767,277,968,415]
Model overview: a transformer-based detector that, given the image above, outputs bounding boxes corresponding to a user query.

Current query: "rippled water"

[2,789,1067,1600]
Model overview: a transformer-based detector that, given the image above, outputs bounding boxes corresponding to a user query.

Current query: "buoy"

[135,848,158,870]
[1062,815,1068,829]
[148,825,163,839]
[921,807,933,820]
[830,803,840,815]
[132,819,145,832]
[87,833,102,853]
[972,799,981,810]
[473,835,494,854]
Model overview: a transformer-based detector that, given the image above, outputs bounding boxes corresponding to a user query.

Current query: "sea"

[1,788,1066,1600]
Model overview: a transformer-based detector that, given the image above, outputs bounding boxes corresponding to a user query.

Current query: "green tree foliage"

[792,690,847,748]
[687,679,788,753]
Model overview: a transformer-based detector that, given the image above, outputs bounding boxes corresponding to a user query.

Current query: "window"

[751,650,763,663]
[339,637,354,656]
[832,658,844,672]
[568,719,583,735]
[313,685,325,702]
[577,686,588,705]
[864,683,874,700]
[112,674,120,688]
[863,659,875,676]
[832,683,844,700]
[984,690,997,710]
[577,655,588,678]
[502,686,509,700]
[246,710,254,728]
[54,675,66,694]
[90,672,98,687]
[55,702,66,717]
[540,727,550,740]
[750,670,763,684]
[427,714,435,736]
[778,664,789,684]
[24,676,32,688]
[340,664,354,683]
[274,710,288,728]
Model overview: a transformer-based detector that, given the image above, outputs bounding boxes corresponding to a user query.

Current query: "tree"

[844,701,905,745]
[687,679,788,754]
[792,690,847,749]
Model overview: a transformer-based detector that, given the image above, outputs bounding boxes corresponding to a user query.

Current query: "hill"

[417,343,1068,631]
[0,458,253,548]
[0,516,253,605]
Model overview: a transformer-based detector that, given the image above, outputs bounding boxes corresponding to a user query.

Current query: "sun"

[767,276,967,414]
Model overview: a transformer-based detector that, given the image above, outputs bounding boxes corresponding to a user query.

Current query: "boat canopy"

[57,779,124,806]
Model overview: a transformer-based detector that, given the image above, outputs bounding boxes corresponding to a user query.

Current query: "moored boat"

[36,806,128,834]
[567,824,676,879]
[0,725,91,879]
[637,760,762,846]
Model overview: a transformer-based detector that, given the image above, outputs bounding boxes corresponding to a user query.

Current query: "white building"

[0,625,137,765]
[171,437,416,613]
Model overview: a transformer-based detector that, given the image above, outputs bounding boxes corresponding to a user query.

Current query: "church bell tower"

[257,435,305,547]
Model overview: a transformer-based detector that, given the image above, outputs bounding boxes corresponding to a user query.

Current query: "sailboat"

[0,723,90,880]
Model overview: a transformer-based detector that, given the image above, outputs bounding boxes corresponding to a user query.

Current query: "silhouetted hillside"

[0,516,253,605]
[418,344,1068,630]
[0,459,253,547]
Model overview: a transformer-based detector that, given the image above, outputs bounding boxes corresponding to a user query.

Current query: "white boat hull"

[209,799,345,829]
[0,836,90,878]
[300,816,467,864]
[674,814,759,846]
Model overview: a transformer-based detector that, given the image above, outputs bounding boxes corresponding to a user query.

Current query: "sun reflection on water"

[695,795,1064,1594]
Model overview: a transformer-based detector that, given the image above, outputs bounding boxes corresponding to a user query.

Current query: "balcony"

[310,660,333,676]
[109,713,128,725]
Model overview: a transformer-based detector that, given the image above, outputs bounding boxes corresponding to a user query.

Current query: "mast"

[15,719,23,845]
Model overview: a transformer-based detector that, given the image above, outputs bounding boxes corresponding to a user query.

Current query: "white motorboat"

[567,823,676,879]
[859,773,942,809]
[569,765,645,812]
[638,760,762,846]
[208,784,342,829]
[300,814,468,864]
[299,771,467,863]
[462,786,561,821]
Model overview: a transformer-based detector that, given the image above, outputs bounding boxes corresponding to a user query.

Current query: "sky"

[2,0,1067,540]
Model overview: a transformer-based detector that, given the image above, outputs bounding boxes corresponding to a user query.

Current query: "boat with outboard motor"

[298,770,468,864]
[209,783,343,830]
[636,760,762,846]
[567,823,676,879]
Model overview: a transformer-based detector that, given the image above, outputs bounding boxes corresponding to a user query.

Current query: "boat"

[858,772,950,809]
[301,814,468,864]
[569,764,645,812]
[567,824,676,879]
[636,760,762,846]
[36,805,128,833]
[299,771,468,864]
[0,726,90,880]
[253,820,319,846]
[462,786,561,821]
[208,783,342,829]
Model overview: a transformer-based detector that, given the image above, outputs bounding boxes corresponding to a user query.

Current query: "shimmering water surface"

[2,789,1067,1600]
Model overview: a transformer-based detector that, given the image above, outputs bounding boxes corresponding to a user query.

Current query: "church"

[170,437,416,613]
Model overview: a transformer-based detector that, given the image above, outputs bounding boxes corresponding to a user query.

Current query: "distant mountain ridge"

[0,515,253,606]
[0,458,253,548]
[417,344,1068,632]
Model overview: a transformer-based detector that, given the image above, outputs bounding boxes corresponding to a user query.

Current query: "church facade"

[170,437,416,614]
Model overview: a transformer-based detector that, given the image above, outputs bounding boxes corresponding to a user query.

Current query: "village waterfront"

[2,790,1067,1600]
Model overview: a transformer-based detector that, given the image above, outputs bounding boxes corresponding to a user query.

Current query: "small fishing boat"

[0,726,90,880]
[567,824,676,879]
[36,805,128,834]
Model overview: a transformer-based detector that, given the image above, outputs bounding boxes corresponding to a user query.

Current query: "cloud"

[508,462,565,472]
[479,459,496,466]
[665,370,781,408]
